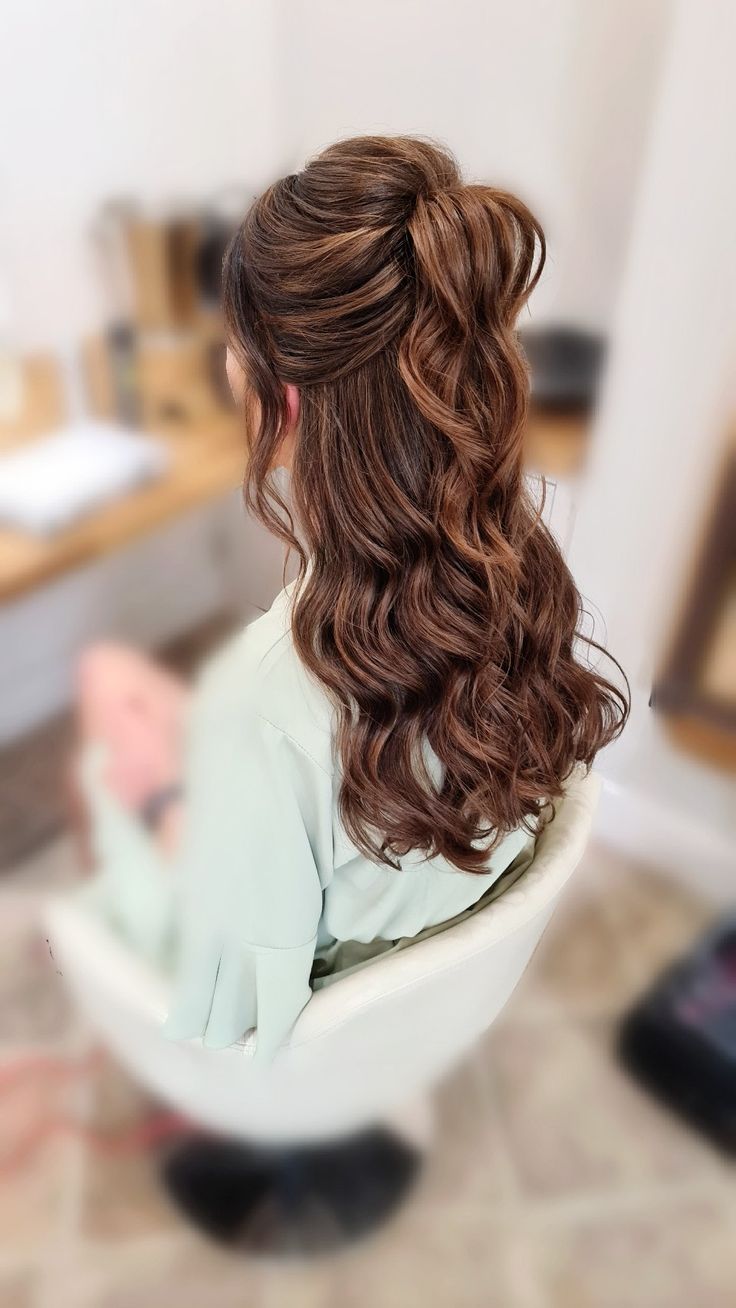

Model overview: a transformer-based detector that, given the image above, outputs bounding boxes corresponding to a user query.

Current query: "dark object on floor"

[0,711,75,872]
[519,325,606,414]
[619,915,736,1154]
[161,1127,422,1255]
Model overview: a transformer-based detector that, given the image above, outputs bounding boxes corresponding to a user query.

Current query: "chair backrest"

[46,769,600,1142]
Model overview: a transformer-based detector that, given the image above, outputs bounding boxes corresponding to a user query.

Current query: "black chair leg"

[160,1126,423,1255]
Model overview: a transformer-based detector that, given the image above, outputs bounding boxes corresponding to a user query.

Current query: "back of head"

[224,135,628,872]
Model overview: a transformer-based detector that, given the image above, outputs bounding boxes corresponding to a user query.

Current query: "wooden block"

[0,356,66,449]
[523,410,589,478]
[126,218,200,330]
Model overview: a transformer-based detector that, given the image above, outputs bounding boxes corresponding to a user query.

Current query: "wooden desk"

[524,409,589,479]
[0,414,245,604]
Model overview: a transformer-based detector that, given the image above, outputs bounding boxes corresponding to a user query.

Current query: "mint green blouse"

[80,582,533,1060]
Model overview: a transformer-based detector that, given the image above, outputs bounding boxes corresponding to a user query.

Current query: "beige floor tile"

[65,1177,541,1308]
[46,1236,270,1308]
[83,1055,159,1134]
[0,1269,36,1308]
[256,1259,344,1308]
[0,897,72,1043]
[509,841,713,1027]
[534,1192,736,1308]
[79,1145,184,1243]
[569,840,630,892]
[491,1016,725,1199]
[0,1134,72,1257]
[509,884,641,1021]
[417,1046,520,1209]
[330,1211,544,1308]
[597,863,715,988]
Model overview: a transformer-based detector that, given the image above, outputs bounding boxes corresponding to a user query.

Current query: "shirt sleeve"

[79,681,329,1063]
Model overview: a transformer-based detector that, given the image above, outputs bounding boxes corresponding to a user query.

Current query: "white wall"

[1,0,670,349]
[567,0,736,893]
[0,0,282,349]
[274,0,670,328]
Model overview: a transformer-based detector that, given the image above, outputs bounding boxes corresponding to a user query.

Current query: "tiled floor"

[0,835,733,1307]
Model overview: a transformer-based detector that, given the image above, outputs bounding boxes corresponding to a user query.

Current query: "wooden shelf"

[524,410,589,479]
[663,711,736,774]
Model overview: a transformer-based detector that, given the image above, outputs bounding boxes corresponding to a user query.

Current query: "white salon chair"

[47,768,599,1251]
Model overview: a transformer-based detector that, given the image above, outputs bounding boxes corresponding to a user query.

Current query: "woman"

[77,136,627,1060]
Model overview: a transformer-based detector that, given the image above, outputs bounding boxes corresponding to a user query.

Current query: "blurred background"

[0,1,734,1304]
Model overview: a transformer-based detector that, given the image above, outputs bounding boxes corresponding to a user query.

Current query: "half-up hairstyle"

[224,136,628,873]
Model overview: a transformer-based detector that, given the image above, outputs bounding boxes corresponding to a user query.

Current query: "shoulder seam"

[256,712,333,779]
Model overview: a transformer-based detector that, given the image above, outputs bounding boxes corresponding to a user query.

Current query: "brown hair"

[224,136,628,872]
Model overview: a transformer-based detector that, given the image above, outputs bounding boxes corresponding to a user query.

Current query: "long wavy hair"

[224,136,628,873]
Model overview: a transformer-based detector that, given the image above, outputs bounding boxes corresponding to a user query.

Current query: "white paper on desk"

[0,422,170,535]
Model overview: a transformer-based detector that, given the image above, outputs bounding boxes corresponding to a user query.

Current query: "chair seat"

[46,768,600,1142]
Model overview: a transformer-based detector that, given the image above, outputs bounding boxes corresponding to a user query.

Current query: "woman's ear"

[225,347,245,404]
[284,383,300,432]
[276,383,300,470]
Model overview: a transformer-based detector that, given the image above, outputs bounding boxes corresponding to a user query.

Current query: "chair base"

[160,1126,423,1255]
